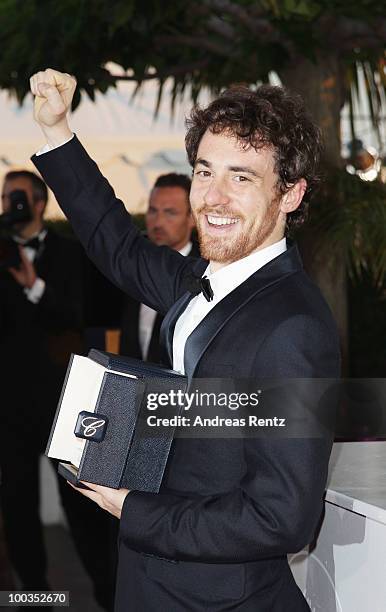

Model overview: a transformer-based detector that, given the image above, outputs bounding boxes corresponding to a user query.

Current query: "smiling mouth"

[206,214,240,227]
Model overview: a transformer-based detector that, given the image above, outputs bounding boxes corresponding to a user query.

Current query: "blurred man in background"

[119,173,198,362]
[0,171,114,610]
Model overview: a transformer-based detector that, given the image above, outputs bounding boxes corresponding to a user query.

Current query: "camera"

[0,190,32,227]
[0,190,32,268]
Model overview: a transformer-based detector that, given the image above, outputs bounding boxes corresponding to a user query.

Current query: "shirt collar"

[13,228,47,246]
[178,241,192,257]
[205,238,287,300]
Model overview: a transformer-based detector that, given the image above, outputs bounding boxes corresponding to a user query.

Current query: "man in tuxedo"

[0,171,114,610]
[30,69,340,611]
[119,172,198,362]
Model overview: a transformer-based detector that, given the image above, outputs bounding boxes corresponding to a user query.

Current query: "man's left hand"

[68,481,130,519]
[8,246,37,289]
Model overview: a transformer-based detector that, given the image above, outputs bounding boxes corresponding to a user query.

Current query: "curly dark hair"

[185,85,322,231]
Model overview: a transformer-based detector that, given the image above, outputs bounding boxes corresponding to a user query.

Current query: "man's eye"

[195,170,211,177]
[234,175,249,182]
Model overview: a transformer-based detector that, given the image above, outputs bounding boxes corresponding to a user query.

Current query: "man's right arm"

[32,137,194,314]
[30,69,195,314]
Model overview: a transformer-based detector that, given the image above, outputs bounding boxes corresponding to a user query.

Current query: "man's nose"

[153,214,165,228]
[204,179,230,207]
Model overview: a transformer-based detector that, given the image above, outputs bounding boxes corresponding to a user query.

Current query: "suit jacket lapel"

[159,292,193,366]
[184,244,303,377]
[159,257,208,367]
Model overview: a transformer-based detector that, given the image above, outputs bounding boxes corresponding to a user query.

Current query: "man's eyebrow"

[148,205,177,212]
[194,159,261,177]
[228,165,261,177]
[194,158,211,168]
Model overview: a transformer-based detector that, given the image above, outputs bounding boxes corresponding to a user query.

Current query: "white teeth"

[207,215,239,226]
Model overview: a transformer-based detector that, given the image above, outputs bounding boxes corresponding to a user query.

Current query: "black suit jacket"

[33,137,340,611]
[119,240,200,363]
[0,228,83,447]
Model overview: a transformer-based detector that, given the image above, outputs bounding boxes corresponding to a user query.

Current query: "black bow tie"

[186,275,214,302]
[21,237,41,250]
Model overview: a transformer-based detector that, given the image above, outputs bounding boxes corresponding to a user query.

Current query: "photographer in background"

[0,171,114,610]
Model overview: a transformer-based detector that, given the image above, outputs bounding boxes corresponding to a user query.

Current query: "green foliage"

[269,0,322,19]
[46,214,145,236]
[349,273,386,376]
[0,0,137,104]
[1,0,384,107]
[271,0,386,20]
[304,171,386,286]
[45,218,76,238]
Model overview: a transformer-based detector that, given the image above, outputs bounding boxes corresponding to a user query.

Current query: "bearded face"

[189,130,286,270]
[192,198,281,264]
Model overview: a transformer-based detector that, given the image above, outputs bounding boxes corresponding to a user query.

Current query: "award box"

[46,349,187,492]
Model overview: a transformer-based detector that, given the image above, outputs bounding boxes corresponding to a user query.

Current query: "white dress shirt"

[139,241,192,359]
[173,239,287,373]
[13,229,47,303]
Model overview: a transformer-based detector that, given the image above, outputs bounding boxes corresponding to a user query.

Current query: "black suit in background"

[119,241,200,363]
[0,228,115,609]
[33,137,341,612]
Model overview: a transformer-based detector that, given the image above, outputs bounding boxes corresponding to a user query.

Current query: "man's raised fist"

[30,69,76,129]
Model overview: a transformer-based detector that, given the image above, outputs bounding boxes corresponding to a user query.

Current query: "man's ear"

[279,179,307,214]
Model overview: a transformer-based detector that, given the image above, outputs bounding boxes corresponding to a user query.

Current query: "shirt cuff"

[24,277,46,303]
[36,134,75,156]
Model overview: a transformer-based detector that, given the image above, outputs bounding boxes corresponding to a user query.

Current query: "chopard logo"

[81,416,106,437]
[74,410,108,442]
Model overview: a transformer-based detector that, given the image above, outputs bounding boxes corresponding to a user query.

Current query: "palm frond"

[305,169,386,286]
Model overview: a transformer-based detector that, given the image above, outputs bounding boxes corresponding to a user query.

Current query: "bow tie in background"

[187,275,214,302]
[19,237,41,250]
